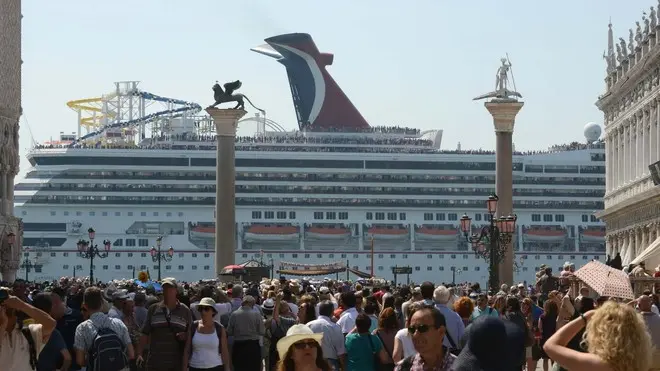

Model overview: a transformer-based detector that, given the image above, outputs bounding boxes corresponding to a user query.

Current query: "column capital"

[205,108,247,137]
[484,101,524,133]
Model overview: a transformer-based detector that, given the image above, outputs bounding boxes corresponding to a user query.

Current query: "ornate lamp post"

[513,255,525,273]
[451,266,463,285]
[460,194,517,292]
[20,247,34,282]
[77,227,110,284]
[150,236,174,281]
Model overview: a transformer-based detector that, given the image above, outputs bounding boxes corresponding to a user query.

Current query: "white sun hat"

[276,324,323,360]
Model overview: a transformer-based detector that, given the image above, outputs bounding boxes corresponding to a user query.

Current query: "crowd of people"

[0,266,659,371]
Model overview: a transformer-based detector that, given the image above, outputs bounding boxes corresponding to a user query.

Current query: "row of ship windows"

[26,252,212,258]
[30,156,606,174]
[17,196,605,209]
[24,210,601,225]
[16,183,605,198]
[245,253,603,261]
[41,263,593,274]
[49,264,212,272]
[26,171,606,186]
[24,251,601,261]
[37,210,187,218]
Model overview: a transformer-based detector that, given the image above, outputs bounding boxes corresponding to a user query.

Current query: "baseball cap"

[161,277,177,289]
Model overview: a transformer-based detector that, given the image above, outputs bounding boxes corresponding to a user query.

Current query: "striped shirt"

[74,312,131,371]
[141,302,192,371]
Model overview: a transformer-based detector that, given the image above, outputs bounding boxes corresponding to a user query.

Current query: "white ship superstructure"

[12,34,606,284]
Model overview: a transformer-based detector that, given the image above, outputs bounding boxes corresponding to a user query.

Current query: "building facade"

[0,0,23,282]
[597,13,660,265]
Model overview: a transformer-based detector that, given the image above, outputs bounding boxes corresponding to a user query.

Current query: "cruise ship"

[13,33,606,284]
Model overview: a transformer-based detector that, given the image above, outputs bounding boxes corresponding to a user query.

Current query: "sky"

[16,0,652,177]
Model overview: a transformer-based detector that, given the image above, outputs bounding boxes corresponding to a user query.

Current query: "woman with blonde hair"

[543,301,653,371]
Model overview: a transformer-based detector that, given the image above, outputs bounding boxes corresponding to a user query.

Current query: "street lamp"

[150,236,174,281]
[460,194,517,292]
[513,255,525,273]
[450,266,463,285]
[20,247,34,282]
[77,227,110,283]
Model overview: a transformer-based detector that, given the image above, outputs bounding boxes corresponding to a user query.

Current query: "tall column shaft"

[0,0,22,282]
[485,100,523,288]
[206,108,246,277]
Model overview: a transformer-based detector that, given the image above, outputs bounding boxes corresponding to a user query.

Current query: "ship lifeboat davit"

[367,227,408,240]
[190,226,215,239]
[244,225,299,242]
[523,228,566,242]
[306,226,350,240]
[580,228,605,242]
[415,227,458,241]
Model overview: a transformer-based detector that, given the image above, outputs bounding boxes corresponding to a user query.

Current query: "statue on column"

[619,38,628,60]
[629,29,636,54]
[651,6,658,29]
[644,13,651,39]
[473,57,522,101]
[636,21,643,45]
[616,44,624,63]
[208,80,265,113]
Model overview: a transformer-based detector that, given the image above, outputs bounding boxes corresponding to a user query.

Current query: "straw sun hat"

[197,297,218,315]
[276,324,323,359]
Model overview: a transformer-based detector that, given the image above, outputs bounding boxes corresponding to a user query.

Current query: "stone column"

[640,107,651,175]
[0,0,23,282]
[484,100,523,288]
[650,104,656,164]
[620,126,625,186]
[0,172,6,216]
[206,108,246,277]
[635,118,640,179]
[616,131,621,188]
[642,226,649,255]
[657,98,660,163]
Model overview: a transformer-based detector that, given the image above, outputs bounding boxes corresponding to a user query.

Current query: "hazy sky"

[17,0,649,167]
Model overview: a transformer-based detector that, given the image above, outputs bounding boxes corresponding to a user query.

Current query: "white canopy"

[630,236,660,268]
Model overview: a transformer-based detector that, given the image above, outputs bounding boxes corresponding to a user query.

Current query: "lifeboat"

[523,228,566,242]
[306,226,351,240]
[415,227,458,241]
[580,228,605,242]
[244,225,299,242]
[366,227,408,240]
[190,225,215,239]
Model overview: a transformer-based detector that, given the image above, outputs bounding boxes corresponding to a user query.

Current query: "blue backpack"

[87,325,129,371]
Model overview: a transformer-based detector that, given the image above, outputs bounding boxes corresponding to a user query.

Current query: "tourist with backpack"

[188,297,231,371]
[73,287,134,371]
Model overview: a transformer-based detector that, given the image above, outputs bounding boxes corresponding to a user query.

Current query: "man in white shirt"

[307,301,346,370]
[336,292,358,335]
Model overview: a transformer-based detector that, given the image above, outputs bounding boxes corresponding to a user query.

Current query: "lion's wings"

[223,81,241,96]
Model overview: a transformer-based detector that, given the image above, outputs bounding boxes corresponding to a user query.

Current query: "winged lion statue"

[208,80,265,113]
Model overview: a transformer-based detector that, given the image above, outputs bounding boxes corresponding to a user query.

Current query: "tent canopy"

[631,236,660,269]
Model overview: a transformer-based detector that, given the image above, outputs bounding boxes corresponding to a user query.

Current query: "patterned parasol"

[574,260,634,300]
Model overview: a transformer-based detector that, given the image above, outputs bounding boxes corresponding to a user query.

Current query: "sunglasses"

[407,324,432,335]
[293,341,317,350]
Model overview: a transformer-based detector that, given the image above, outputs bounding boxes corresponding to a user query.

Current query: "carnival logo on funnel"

[251,33,370,130]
